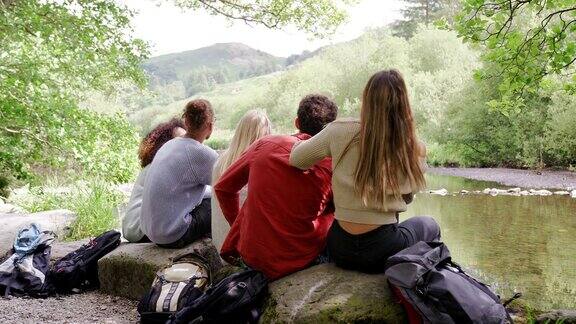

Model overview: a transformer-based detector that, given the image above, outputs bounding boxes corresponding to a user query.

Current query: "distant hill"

[143,43,286,97]
[84,43,322,117]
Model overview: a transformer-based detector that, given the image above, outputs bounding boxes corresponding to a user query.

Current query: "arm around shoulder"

[289,125,333,170]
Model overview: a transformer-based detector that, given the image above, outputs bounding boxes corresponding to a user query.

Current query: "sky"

[119,0,405,58]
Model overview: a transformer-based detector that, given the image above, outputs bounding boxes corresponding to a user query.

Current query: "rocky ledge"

[96,239,405,323]
[97,238,223,300]
[536,309,576,323]
[262,263,404,323]
[0,209,77,253]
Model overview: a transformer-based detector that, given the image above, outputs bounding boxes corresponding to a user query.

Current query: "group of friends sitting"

[122,69,441,280]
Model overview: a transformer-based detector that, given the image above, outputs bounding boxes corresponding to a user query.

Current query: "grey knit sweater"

[141,137,218,244]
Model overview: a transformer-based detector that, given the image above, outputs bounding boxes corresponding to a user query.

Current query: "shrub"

[66,181,124,240]
[206,137,230,151]
[9,180,125,240]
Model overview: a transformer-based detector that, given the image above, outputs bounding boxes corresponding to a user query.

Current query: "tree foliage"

[393,0,460,38]
[0,0,148,187]
[454,0,576,96]
[170,0,357,37]
[132,25,576,168]
[0,0,359,194]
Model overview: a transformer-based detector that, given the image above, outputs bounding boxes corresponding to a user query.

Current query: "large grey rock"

[536,310,576,324]
[98,238,222,300]
[0,200,24,214]
[51,239,88,261]
[0,210,77,253]
[261,264,405,323]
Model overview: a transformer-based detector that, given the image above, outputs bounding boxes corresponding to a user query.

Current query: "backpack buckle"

[415,285,427,296]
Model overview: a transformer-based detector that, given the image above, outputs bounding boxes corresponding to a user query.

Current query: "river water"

[403,174,576,310]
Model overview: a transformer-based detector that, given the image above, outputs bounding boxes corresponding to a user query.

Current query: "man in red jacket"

[214,94,337,280]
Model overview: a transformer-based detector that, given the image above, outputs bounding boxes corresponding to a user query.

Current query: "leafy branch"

[169,0,357,37]
[455,0,576,97]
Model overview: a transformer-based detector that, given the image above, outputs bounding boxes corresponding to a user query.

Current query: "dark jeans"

[327,216,441,273]
[137,235,151,243]
[158,198,212,249]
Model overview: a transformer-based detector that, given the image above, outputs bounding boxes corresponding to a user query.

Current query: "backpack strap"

[503,292,522,307]
[3,271,15,297]
[499,292,521,324]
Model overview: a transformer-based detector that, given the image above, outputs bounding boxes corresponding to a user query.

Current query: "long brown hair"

[138,118,185,167]
[355,69,425,206]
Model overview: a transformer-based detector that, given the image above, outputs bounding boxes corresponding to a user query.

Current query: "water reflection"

[403,174,576,310]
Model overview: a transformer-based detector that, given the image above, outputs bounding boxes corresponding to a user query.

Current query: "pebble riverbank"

[0,291,138,323]
[426,187,576,197]
[429,167,576,190]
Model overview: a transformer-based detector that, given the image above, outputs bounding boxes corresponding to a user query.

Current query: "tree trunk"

[424,0,430,25]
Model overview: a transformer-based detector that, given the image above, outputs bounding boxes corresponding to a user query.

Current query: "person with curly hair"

[122,118,186,243]
[141,99,219,248]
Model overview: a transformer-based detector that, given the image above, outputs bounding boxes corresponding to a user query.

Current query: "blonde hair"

[354,69,425,206]
[213,109,271,181]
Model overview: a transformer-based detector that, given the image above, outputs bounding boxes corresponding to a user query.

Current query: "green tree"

[171,0,357,37]
[393,0,458,37]
[1,0,356,192]
[454,0,576,97]
[0,0,148,187]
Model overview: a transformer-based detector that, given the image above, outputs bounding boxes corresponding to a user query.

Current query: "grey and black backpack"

[138,254,211,324]
[169,268,269,324]
[385,241,518,324]
[48,230,121,293]
[0,223,56,297]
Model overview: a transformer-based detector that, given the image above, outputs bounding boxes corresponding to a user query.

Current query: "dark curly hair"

[138,118,185,167]
[297,94,338,136]
[183,99,214,131]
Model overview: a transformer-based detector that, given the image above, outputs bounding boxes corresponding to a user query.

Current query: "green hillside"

[129,72,281,135]
[131,27,576,169]
[143,43,286,97]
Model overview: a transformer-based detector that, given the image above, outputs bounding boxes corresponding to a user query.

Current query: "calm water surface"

[403,174,576,310]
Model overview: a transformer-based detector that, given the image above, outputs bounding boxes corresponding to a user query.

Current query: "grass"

[65,181,124,240]
[9,179,124,240]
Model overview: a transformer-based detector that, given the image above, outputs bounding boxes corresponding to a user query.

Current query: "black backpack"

[138,254,211,324]
[0,224,56,297]
[385,241,516,324]
[48,230,121,293]
[169,268,269,324]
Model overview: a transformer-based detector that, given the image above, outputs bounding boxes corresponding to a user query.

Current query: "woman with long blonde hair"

[211,109,271,250]
[290,70,440,273]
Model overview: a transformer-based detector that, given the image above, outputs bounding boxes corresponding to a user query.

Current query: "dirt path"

[0,291,138,323]
[429,167,576,190]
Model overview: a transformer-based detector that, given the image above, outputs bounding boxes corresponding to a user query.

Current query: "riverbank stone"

[536,310,576,323]
[98,238,222,300]
[0,210,77,253]
[51,239,88,261]
[0,200,24,213]
[261,263,405,323]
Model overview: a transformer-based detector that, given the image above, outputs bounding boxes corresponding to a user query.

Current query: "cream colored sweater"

[290,118,425,225]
